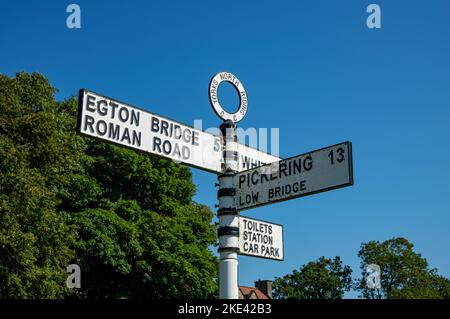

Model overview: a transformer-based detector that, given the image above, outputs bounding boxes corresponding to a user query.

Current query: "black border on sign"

[76,88,281,173]
[235,141,354,212]
[239,215,285,261]
[348,141,354,186]
[76,89,84,135]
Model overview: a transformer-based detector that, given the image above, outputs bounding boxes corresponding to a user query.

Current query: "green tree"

[0,72,79,298]
[356,237,450,299]
[0,72,218,298]
[273,256,352,299]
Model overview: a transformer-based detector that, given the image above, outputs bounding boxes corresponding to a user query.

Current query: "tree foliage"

[0,72,217,298]
[273,256,352,299]
[355,237,450,299]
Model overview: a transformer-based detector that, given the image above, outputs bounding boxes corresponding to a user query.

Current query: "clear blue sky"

[1,0,449,298]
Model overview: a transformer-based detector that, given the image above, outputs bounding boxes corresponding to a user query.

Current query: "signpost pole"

[218,119,239,299]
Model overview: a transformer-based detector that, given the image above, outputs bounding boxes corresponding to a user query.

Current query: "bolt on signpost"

[77,71,353,300]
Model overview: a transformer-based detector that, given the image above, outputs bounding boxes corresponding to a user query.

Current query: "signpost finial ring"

[209,71,248,123]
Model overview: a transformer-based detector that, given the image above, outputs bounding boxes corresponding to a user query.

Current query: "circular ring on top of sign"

[209,72,248,123]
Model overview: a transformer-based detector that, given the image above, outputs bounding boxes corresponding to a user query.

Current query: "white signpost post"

[76,71,354,300]
[239,216,284,261]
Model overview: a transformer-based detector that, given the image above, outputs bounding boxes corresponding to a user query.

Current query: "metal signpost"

[76,71,354,300]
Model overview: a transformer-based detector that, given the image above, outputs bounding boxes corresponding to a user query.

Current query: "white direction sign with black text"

[234,142,353,211]
[239,216,284,261]
[77,89,279,174]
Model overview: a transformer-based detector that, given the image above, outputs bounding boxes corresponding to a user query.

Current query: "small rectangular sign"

[239,216,284,261]
[77,89,280,174]
[234,142,353,211]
